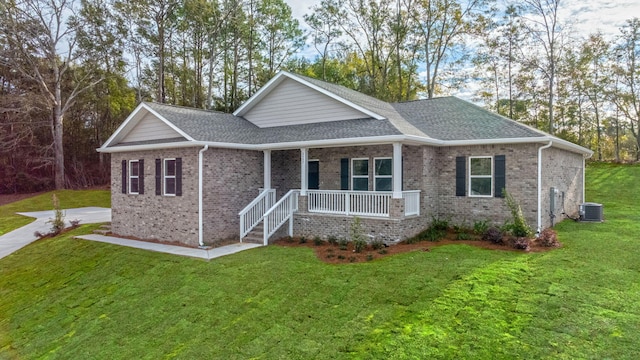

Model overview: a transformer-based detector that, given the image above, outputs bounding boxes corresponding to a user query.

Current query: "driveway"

[0,207,111,260]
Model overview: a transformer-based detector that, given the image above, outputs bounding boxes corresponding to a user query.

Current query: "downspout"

[198,145,209,247]
[537,140,553,235]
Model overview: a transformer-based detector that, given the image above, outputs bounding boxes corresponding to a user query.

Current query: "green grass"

[1,164,639,359]
[0,190,110,236]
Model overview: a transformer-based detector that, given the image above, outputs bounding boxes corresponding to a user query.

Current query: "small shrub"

[503,190,533,238]
[353,238,367,253]
[378,249,388,255]
[456,232,471,240]
[69,219,81,227]
[424,228,445,242]
[337,255,346,260]
[326,254,335,259]
[511,237,531,251]
[371,239,385,250]
[348,256,356,263]
[327,235,338,245]
[473,220,489,235]
[47,194,65,235]
[338,238,348,250]
[482,227,503,244]
[299,236,307,244]
[366,254,374,261]
[313,236,324,246]
[431,216,449,231]
[34,231,45,239]
[537,228,560,247]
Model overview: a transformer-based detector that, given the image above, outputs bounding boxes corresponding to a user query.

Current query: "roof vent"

[579,202,603,222]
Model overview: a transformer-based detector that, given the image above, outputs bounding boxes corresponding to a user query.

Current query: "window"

[469,156,493,197]
[374,157,392,191]
[164,158,176,195]
[129,160,140,194]
[352,158,369,191]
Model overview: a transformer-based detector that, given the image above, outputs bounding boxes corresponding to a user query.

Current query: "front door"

[308,160,319,190]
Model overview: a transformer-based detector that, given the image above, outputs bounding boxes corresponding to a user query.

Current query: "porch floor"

[76,234,262,260]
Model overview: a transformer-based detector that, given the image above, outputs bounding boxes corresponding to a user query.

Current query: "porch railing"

[402,190,421,216]
[239,188,276,240]
[307,190,421,217]
[263,190,300,245]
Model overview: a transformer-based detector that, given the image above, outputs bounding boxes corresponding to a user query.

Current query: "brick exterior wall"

[435,144,539,230]
[111,142,585,246]
[202,148,263,244]
[111,148,200,245]
[540,146,584,229]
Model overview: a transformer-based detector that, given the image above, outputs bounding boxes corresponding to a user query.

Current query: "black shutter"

[455,156,466,196]
[155,159,162,195]
[340,158,349,190]
[121,160,127,194]
[176,157,182,196]
[494,155,506,198]
[139,159,145,194]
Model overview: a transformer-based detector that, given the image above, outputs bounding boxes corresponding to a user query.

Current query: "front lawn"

[1,164,639,359]
[0,190,110,236]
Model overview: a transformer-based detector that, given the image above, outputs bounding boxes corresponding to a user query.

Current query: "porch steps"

[93,223,111,236]
[242,223,265,244]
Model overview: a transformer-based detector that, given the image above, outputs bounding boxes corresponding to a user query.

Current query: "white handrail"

[239,189,276,240]
[307,190,421,217]
[263,190,300,245]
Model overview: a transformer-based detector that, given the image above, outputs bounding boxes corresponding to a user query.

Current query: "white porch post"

[393,142,402,199]
[263,150,272,190]
[300,148,308,196]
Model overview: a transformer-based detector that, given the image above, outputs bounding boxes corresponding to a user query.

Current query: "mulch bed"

[274,233,560,264]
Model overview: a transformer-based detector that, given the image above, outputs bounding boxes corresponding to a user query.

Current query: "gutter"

[536,140,553,235]
[198,145,209,247]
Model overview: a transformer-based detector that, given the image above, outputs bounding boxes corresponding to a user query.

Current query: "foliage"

[456,232,471,240]
[313,236,324,246]
[473,220,489,235]
[482,227,504,244]
[299,236,307,244]
[509,237,531,251]
[47,194,66,236]
[502,190,533,238]
[370,239,385,250]
[327,235,338,245]
[537,228,560,247]
[430,216,450,231]
[337,238,348,251]
[349,216,366,249]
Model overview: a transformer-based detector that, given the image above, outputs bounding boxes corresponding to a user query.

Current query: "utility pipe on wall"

[537,141,553,235]
[198,145,209,247]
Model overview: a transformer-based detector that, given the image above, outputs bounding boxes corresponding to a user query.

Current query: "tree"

[0,0,102,189]
[613,18,640,160]
[520,0,569,134]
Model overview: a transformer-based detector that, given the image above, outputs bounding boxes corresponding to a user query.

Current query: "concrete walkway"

[0,207,111,260]
[76,234,262,260]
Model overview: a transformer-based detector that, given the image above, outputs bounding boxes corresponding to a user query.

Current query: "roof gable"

[100,103,192,148]
[234,71,385,128]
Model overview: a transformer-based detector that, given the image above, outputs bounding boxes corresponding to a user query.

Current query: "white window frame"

[129,160,140,195]
[374,157,392,191]
[164,158,176,196]
[468,156,493,197]
[351,158,369,191]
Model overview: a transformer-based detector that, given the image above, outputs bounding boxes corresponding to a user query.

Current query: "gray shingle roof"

[145,102,402,145]
[112,73,572,151]
[391,97,546,141]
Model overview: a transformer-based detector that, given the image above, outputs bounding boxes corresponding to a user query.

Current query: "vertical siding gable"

[243,78,371,127]
[120,113,185,143]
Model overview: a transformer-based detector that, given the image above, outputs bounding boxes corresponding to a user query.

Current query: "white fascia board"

[99,103,194,150]
[233,71,385,121]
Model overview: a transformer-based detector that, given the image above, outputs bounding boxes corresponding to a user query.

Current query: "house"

[98,71,593,248]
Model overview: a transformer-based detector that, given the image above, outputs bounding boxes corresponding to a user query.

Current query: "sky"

[284,0,640,100]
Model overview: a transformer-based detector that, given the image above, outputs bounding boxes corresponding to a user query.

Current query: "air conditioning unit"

[579,202,603,222]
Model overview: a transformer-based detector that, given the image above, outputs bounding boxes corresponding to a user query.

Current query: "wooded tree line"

[0,0,639,193]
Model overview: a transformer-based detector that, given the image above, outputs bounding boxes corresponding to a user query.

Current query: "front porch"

[239,142,427,244]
